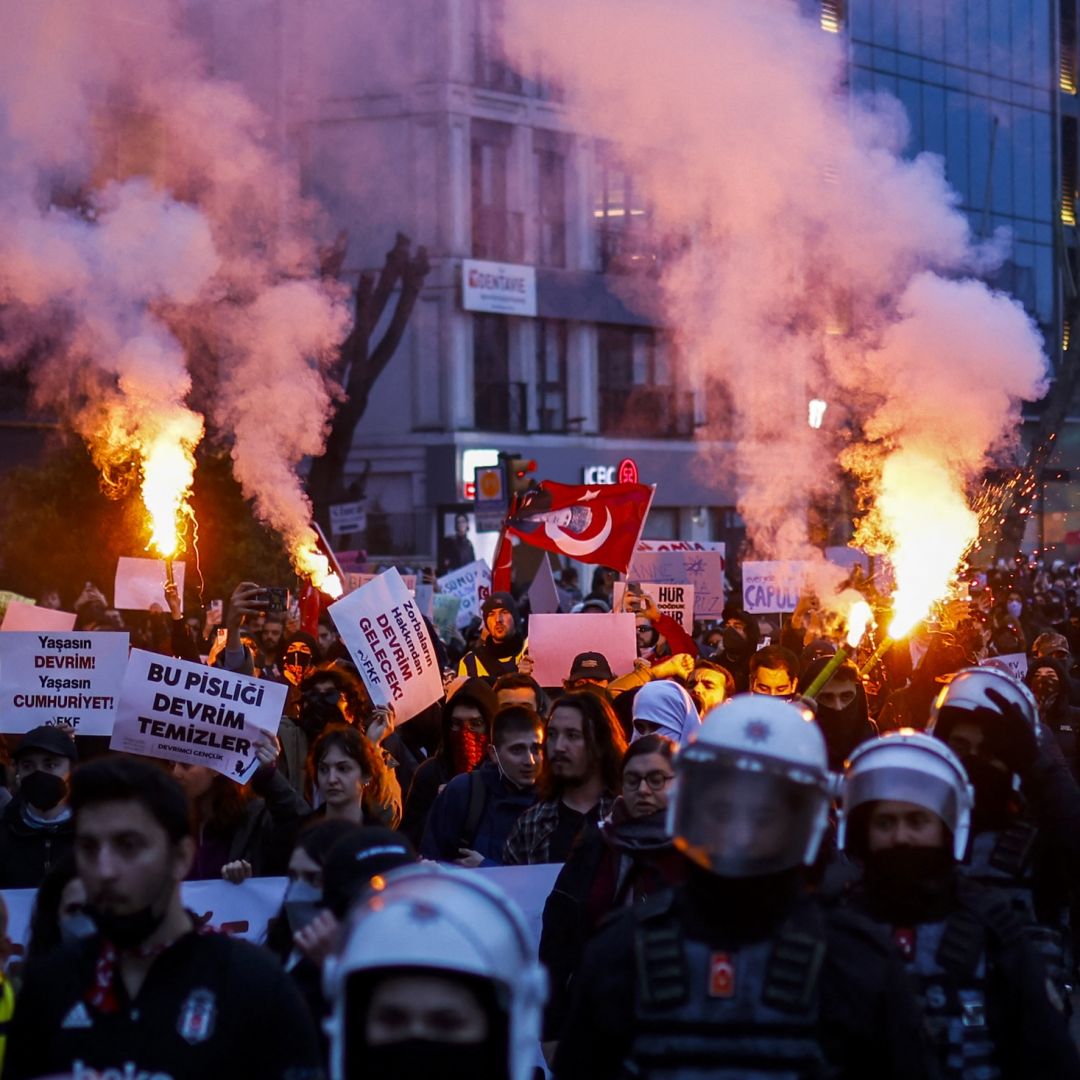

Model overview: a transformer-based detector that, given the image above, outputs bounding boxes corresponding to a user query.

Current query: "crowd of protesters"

[0,551,1079,1077]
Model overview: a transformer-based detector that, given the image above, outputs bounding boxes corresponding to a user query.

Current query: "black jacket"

[0,797,74,889]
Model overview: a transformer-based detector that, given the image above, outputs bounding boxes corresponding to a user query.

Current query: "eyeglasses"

[623,770,674,792]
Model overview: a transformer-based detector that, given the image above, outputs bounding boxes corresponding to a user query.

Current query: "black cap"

[568,651,614,682]
[15,725,78,763]
[322,827,417,919]
[481,592,518,620]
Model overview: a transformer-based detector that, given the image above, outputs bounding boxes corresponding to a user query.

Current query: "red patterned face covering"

[449,728,489,775]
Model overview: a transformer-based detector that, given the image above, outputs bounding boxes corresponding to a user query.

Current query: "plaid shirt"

[502,793,616,865]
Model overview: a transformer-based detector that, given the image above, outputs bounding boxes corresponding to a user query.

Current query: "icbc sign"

[582,458,639,486]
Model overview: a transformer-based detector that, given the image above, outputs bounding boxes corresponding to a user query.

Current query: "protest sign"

[476,863,561,948]
[614,582,695,634]
[437,559,492,629]
[526,613,637,687]
[528,558,561,615]
[347,572,416,594]
[627,542,726,617]
[329,568,443,723]
[114,556,187,610]
[433,593,462,642]
[0,631,130,734]
[112,650,286,781]
[0,591,34,620]
[1,602,77,632]
[329,501,367,536]
[990,653,1028,681]
[741,560,811,614]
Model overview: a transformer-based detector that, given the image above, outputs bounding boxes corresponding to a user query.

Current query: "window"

[597,326,692,438]
[1063,116,1077,226]
[474,314,524,432]
[472,0,522,94]
[536,319,568,433]
[594,147,653,274]
[535,130,567,268]
[1063,0,1078,94]
[472,120,523,261]
[820,0,843,34]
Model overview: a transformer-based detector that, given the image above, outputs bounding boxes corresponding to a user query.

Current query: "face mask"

[60,912,98,946]
[299,691,343,738]
[359,1039,500,1080]
[449,728,489,776]
[1006,600,1023,619]
[963,756,1014,830]
[722,626,748,659]
[284,879,323,935]
[862,845,954,920]
[491,747,533,791]
[88,903,168,950]
[19,770,67,812]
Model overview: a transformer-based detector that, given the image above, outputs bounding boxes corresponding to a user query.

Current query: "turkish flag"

[504,481,654,573]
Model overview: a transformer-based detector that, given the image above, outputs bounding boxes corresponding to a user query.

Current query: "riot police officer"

[553,695,937,1080]
[324,863,547,1080]
[839,729,1079,1077]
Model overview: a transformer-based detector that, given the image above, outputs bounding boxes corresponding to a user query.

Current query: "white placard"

[742,560,811,614]
[437,559,492,630]
[0,878,289,962]
[1,602,77,632]
[627,544,726,616]
[347,573,416,595]
[0,631,130,734]
[462,258,537,316]
[475,863,562,948]
[114,556,187,611]
[526,613,637,687]
[990,653,1029,680]
[614,582,695,634]
[111,650,285,782]
[329,568,443,723]
[330,501,368,535]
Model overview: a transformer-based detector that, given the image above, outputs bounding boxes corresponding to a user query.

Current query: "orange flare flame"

[845,600,873,649]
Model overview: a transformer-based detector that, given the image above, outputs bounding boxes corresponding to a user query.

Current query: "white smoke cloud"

[505,0,1048,610]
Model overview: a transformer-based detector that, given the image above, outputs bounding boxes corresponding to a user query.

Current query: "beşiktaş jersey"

[4,930,324,1080]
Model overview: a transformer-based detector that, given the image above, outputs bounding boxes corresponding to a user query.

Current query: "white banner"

[1,602,77,632]
[0,632,130,735]
[462,258,537,317]
[614,582,695,634]
[437,559,492,630]
[329,501,368,536]
[527,613,637,687]
[989,652,1028,680]
[741,560,811,614]
[111,650,285,782]
[627,543,726,617]
[329,568,443,723]
[474,863,562,948]
[114,556,186,611]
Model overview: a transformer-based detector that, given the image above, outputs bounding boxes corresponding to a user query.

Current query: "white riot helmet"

[927,665,1040,774]
[324,864,546,1080]
[838,730,974,860]
[667,694,830,877]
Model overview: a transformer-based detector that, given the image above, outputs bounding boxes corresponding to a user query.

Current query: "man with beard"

[838,731,1078,1077]
[458,593,527,681]
[553,696,936,1080]
[503,691,626,865]
[421,705,542,866]
[686,660,735,716]
[6,757,323,1080]
[927,667,1076,1002]
[540,735,683,1058]
[0,727,77,888]
[800,657,878,771]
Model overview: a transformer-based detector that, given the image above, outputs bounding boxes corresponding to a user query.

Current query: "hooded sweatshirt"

[1026,655,1080,778]
[631,681,701,745]
[801,656,878,772]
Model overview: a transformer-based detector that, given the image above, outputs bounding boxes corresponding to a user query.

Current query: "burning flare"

[295,532,343,598]
[845,599,873,650]
[142,414,202,559]
[872,449,979,639]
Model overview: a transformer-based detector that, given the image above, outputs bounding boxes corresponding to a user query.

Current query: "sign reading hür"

[462,259,537,316]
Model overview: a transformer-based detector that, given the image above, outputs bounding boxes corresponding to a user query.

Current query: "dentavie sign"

[461,258,537,316]
[0,631,130,734]
[111,650,286,782]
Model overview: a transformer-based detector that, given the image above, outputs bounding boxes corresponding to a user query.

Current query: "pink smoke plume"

[505,0,1048,611]
[0,0,348,573]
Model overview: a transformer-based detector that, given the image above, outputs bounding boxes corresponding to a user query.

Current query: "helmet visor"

[672,752,827,877]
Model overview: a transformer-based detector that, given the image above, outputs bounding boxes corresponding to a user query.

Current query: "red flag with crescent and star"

[501,480,655,574]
